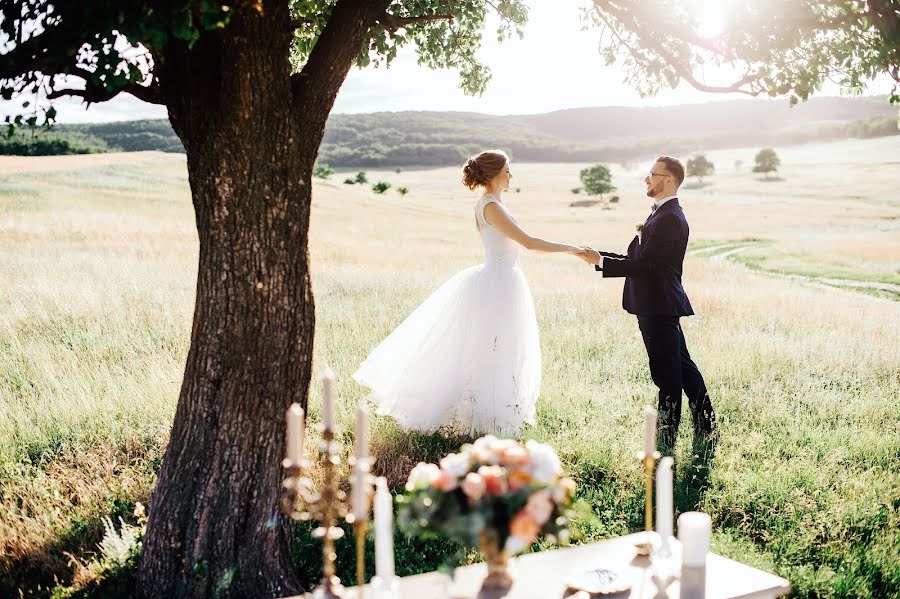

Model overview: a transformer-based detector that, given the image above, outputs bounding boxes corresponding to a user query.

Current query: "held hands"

[573,246,601,266]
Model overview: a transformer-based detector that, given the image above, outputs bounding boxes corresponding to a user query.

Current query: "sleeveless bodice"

[475,196,519,267]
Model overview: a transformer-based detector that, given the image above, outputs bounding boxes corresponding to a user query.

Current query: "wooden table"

[327,533,791,599]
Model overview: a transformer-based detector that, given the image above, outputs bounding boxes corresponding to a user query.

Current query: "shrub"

[313,162,334,179]
[372,182,391,194]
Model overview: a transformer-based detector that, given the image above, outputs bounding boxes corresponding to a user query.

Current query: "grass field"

[1,138,898,597]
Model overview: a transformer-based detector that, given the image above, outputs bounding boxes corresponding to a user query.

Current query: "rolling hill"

[1,96,896,166]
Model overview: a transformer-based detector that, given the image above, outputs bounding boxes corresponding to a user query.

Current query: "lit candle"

[285,403,304,464]
[656,456,674,544]
[643,405,657,456]
[351,469,369,523]
[355,401,369,460]
[678,511,712,567]
[322,369,336,431]
[374,477,395,578]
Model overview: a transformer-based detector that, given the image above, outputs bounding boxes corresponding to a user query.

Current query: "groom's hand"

[577,247,601,266]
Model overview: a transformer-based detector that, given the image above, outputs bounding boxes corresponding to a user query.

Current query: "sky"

[8,0,891,123]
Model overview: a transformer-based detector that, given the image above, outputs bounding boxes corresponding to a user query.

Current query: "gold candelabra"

[282,425,351,599]
[346,456,375,598]
[635,449,661,555]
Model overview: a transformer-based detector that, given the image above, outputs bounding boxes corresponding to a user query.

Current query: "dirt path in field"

[691,242,900,298]
[0,151,175,174]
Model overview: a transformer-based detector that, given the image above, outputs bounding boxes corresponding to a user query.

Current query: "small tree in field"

[686,155,714,183]
[355,171,369,185]
[753,149,781,179]
[313,162,334,179]
[372,181,391,194]
[579,164,616,199]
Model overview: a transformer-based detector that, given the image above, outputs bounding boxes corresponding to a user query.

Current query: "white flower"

[439,452,471,479]
[526,440,562,485]
[473,435,502,465]
[505,535,527,555]
[406,462,441,491]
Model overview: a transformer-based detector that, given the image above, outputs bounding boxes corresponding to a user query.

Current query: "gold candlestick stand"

[346,456,375,598]
[635,450,661,556]
[282,426,351,599]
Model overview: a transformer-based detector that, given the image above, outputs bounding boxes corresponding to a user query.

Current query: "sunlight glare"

[694,0,727,39]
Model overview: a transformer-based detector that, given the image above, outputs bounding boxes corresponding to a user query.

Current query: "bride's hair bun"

[462,150,509,190]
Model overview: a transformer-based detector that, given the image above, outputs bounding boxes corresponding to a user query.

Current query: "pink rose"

[462,472,486,502]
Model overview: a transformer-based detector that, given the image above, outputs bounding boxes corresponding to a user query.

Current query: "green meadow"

[1,140,898,597]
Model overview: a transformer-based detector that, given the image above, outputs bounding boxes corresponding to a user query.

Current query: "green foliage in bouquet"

[396,436,576,556]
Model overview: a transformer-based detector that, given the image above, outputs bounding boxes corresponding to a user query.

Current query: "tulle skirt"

[353,262,541,437]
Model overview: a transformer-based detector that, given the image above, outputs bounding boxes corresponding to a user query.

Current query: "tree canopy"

[686,155,715,183]
[589,0,900,106]
[580,164,616,197]
[0,0,528,129]
[753,148,781,177]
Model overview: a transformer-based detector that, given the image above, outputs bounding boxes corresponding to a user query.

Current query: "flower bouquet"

[396,435,576,589]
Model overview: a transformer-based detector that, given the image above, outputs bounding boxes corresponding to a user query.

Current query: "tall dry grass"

[1,140,898,597]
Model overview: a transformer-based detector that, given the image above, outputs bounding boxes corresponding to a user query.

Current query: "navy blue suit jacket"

[598,198,694,317]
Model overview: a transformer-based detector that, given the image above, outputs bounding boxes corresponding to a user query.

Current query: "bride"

[353,150,584,436]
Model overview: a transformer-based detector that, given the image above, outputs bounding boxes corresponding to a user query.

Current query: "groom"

[578,156,716,451]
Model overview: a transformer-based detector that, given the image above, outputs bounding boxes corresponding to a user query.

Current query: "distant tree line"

[0,119,183,156]
[2,113,896,165]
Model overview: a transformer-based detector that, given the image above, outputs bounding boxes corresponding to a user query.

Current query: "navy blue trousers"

[637,316,716,449]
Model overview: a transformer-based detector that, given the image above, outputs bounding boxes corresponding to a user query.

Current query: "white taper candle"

[286,403,304,464]
[322,369,336,431]
[374,477,395,578]
[656,456,674,543]
[644,405,657,456]
[355,401,369,460]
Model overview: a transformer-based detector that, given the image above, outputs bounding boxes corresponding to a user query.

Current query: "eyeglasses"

[647,171,671,178]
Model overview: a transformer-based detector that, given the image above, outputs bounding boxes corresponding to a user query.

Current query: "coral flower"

[507,469,533,491]
[510,509,540,544]
[478,465,508,495]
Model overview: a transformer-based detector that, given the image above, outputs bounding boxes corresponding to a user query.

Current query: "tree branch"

[593,0,764,96]
[291,0,393,157]
[376,12,454,33]
[124,79,166,105]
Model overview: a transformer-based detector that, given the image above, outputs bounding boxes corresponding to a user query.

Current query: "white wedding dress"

[353,195,541,436]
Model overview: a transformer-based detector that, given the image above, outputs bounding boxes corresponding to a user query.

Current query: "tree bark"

[138,3,312,597]
[137,0,394,595]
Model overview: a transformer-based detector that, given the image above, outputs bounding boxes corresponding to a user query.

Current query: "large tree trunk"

[137,0,393,595]
[138,4,313,597]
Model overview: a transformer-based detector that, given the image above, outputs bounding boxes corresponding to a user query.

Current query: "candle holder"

[346,455,375,597]
[282,425,351,599]
[635,450,661,556]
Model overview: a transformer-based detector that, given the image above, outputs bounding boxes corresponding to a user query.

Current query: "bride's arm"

[483,202,581,254]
